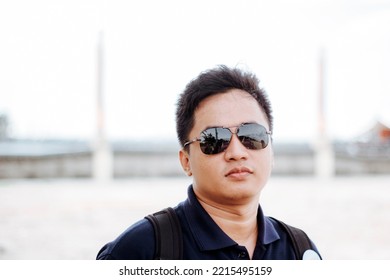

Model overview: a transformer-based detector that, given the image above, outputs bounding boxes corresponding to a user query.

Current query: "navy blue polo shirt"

[96,185,320,260]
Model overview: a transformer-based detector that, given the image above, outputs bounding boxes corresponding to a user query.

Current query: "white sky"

[1,0,390,143]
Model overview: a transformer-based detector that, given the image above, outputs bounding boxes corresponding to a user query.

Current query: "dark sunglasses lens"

[237,123,269,149]
[199,127,231,154]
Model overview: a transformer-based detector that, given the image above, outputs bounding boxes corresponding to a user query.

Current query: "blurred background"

[0,0,389,260]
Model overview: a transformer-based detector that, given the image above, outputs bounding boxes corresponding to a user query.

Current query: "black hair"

[176,65,273,148]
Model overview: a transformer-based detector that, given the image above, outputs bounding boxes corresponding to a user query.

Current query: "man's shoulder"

[96,218,155,260]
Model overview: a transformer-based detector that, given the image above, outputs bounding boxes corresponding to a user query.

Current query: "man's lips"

[225,167,253,178]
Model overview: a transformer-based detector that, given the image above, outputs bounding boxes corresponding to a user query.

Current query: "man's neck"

[197,198,259,259]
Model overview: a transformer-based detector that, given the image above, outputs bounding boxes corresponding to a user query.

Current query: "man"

[96,65,321,260]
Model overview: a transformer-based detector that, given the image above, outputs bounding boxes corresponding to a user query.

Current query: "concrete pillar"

[315,49,335,179]
[92,31,113,182]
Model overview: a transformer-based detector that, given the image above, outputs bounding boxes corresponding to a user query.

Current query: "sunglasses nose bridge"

[223,132,250,159]
[221,125,246,150]
[225,125,240,135]
[224,126,240,143]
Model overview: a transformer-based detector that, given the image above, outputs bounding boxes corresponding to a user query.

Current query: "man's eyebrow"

[202,125,223,130]
[202,122,260,130]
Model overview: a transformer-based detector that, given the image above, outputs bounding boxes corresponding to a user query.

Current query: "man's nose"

[223,134,249,161]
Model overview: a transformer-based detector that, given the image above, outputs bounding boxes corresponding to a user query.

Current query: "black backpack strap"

[145,207,183,260]
[270,217,314,260]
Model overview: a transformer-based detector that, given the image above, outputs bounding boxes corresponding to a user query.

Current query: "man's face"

[180,89,274,206]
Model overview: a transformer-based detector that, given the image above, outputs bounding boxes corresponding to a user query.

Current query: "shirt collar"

[257,204,280,245]
[183,185,280,252]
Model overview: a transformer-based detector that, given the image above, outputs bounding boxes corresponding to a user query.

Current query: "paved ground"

[0,176,389,260]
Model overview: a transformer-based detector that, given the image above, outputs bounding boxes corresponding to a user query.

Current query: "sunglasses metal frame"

[183,123,272,154]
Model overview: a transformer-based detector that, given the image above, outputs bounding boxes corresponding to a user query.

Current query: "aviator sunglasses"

[184,123,272,155]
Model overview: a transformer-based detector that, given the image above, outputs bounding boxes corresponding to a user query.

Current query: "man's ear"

[179,149,192,176]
